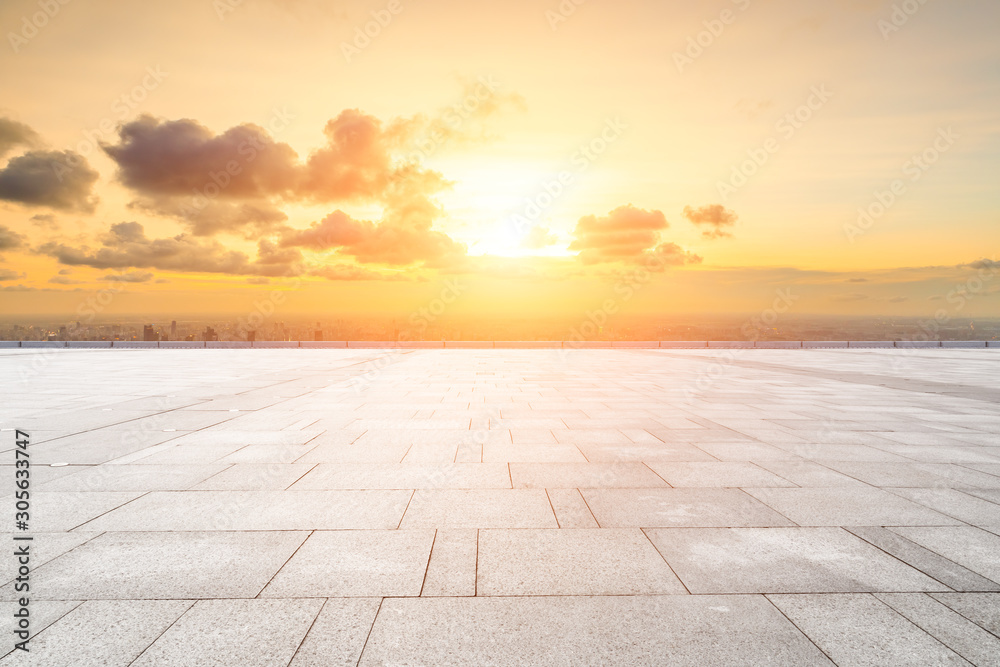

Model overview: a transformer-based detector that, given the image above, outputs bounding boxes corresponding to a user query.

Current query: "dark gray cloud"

[0,150,99,212]
[0,118,41,158]
[103,115,300,199]
[0,224,27,250]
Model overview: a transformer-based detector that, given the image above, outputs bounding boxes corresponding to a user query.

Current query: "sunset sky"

[1,0,998,320]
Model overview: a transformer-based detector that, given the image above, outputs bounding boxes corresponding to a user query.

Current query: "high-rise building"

[203,326,218,342]
[171,320,177,338]
[143,325,159,342]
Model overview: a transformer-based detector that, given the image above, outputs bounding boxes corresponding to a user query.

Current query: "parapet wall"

[1,340,997,349]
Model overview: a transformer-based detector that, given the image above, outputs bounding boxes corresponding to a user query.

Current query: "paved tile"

[288,598,382,667]
[576,442,717,462]
[889,488,1000,528]
[290,463,512,489]
[0,600,81,659]
[30,491,143,531]
[399,490,558,528]
[79,490,412,531]
[581,488,795,527]
[755,460,871,487]
[132,599,323,667]
[192,463,315,490]
[261,530,435,597]
[930,593,1000,636]
[0,532,99,585]
[646,527,947,594]
[876,593,1000,666]
[2,531,307,599]
[478,529,686,596]
[889,527,1000,584]
[482,443,588,463]
[547,488,600,528]
[167,430,324,446]
[818,462,959,487]
[420,529,478,596]
[743,487,963,526]
[769,594,971,666]
[0,600,192,667]
[360,595,832,665]
[36,464,228,491]
[6,348,1000,665]
[509,462,667,488]
[646,462,796,487]
[846,526,1000,592]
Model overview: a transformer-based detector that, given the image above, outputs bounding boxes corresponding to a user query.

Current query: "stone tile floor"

[1,348,999,665]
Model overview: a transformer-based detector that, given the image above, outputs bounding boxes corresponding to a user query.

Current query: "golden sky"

[1,0,998,319]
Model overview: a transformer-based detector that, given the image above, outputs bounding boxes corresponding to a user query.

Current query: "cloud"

[102,110,458,247]
[569,205,670,264]
[49,275,85,285]
[0,118,41,158]
[647,242,703,270]
[39,221,302,277]
[0,224,27,250]
[129,198,288,237]
[522,225,559,249]
[967,258,999,270]
[0,268,25,281]
[103,115,300,199]
[298,109,405,203]
[280,206,466,267]
[30,213,59,230]
[847,277,869,283]
[0,150,99,212]
[101,271,155,283]
[683,204,738,240]
[888,296,909,303]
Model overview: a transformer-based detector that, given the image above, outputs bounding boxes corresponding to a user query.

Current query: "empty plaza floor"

[2,347,999,666]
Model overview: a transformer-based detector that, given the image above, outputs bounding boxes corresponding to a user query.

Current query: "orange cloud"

[569,205,671,263]
[683,204,738,240]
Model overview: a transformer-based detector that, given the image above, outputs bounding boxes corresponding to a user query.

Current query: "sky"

[0,0,998,322]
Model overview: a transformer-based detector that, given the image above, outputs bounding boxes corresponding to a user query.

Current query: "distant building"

[315,322,323,341]
[170,320,177,338]
[203,326,218,342]
[143,325,159,342]
[247,330,256,342]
